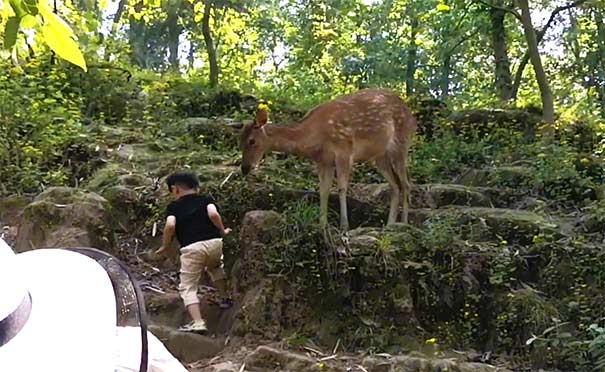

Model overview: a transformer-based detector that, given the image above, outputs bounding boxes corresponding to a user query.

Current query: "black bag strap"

[64,247,149,372]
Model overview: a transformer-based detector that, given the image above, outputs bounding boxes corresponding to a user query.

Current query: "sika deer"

[239,89,417,230]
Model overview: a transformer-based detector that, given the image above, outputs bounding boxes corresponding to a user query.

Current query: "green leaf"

[21,0,39,15]
[9,0,26,17]
[41,22,87,71]
[20,14,38,29]
[40,6,74,37]
[3,17,20,50]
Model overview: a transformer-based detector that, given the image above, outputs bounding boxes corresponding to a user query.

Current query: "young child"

[155,171,232,333]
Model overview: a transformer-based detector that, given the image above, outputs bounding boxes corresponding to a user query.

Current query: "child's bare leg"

[186,303,203,322]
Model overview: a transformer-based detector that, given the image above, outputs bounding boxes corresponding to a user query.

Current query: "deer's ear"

[254,109,268,128]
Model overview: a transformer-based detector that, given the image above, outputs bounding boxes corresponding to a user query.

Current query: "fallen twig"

[319,354,337,362]
[220,171,235,188]
[142,285,165,294]
[333,339,341,354]
[303,346,325,356]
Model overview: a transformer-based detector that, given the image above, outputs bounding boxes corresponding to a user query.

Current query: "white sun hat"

[0,238,125,372]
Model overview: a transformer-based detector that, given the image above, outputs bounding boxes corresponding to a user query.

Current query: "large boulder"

[235,210,284,291]
[0,195,31,225]
[14,187,115,253]
[0,195,31,246]
[230,211,295,339]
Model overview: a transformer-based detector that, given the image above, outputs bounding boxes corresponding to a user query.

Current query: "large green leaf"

[41,21,87,71]
[20,14,38,29]
[3,17,20,50]
[40,6,75,37]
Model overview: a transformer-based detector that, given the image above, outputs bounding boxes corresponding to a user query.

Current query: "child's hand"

[222,228,232,236]
[155,246,171,257]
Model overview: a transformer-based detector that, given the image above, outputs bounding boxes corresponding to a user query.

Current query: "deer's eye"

[249,139,256,146]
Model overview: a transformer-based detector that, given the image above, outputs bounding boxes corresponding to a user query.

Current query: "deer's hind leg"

[318,163,335,228]
[335,155,353,230]
[374,155,401,226]
[394,141,412,224]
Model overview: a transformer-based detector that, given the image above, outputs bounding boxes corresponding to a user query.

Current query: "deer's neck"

[264,123,317,159]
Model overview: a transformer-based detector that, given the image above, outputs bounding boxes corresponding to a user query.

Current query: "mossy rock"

[352,183,495,209]
[160,117,240,150]
[455,168,490,187]
[97,125,140,146]
[110,143,159,167]
[488,166,533,188]
[14,187,115,253]
[0,195,32,225]
[411,207,560,244]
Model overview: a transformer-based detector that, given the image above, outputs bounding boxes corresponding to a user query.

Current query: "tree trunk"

[490,1,513,100]
[202,1,219,88]
[440,54,451,101]
[128,2,147,68]
[111,0,127,36]
[406,17,418,96]
[595,10,605,118]
[511,0,587,99]
[188,37,195,69]
[166,2,181,71]
[517,0,555,123]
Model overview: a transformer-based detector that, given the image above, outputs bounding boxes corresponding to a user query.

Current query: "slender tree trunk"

[517,0,555,123]
[188,37,195,69]
[111,0,127,36]
[511,0,587,99]
[128,1,147,68]
[596,10,605,118]
[440,54,451,101]
[166,2,181,71]
[202,1,219,88]
[406,17,418,96]
[490,1,513,100]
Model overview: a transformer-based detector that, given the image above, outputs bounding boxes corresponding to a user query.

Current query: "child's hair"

[166,171,200,191]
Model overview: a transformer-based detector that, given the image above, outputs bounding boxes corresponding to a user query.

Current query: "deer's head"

[239,107,270,176]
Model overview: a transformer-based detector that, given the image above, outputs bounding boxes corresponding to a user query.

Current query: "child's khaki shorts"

[178,238,225,306]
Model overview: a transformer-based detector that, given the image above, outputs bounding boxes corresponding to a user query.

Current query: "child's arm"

[207,204,231,237]
[155,216,176,256]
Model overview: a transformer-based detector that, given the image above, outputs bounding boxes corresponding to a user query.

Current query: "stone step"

[145,290,238,335]
[148,324,225,364]
[198,345,512,372]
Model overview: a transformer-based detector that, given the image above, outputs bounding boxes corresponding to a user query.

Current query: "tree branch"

[448,29,482,55]
[510,0,590,98]
[473,0,522,21]
[537,0,588,42]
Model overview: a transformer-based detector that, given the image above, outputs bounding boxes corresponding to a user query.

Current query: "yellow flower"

[425,337,438,344]
[258,103,270,111]
[580,158,590,166]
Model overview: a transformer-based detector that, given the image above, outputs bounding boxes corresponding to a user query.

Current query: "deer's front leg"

[318,164,334,227]
[335,156,352,230]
